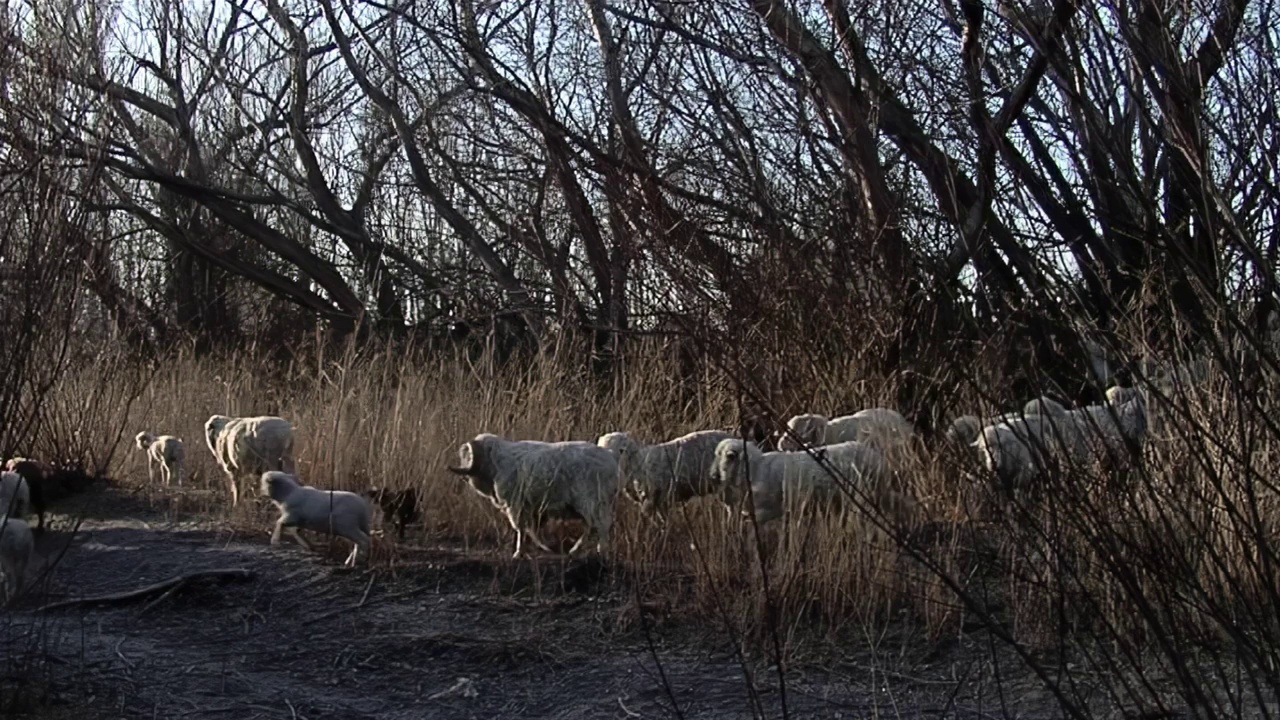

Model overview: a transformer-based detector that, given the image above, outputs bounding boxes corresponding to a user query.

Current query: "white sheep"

[135,432,186,486]
[205,414,296,506]
[946,409,1027,448]
[948,396,1063,450]
[1023,396,1068,417]
[712,438,894,526]
[1126,371,1195,441]
[596,429,732,522]
[0,471,30,520]
[945,415,983,448]
[947,413,1013,448]
[0,517,33,602]
[975,390,1148,497]
[259,471,371,567]
[778,408,915,452]
[973,415,1081,497]
[448,433,619,559]
[1066,386,1149,462]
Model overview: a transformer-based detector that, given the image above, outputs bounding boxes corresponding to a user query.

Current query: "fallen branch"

[36,568,256,613]
[137,577,191,617]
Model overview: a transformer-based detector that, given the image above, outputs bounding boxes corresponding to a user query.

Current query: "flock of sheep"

[0,383,1156,600]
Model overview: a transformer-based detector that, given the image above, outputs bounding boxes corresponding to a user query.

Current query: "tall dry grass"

[36,341,954,647]
[29,334,1280,715]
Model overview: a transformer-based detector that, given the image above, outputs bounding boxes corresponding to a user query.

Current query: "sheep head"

[135,432,156,450]
[447,440,482,476]
[448,436,500,499]
[596,432,639,471]
[945,415,981,446]
[1106,386,1148,438]
[260,471,299,502]
[778,414,826,451]
[204,415,234,455]
[596,431,634,453]
[714,438,760,514]
[1106,385,1138,405]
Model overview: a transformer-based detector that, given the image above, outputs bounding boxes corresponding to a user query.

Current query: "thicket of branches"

[1,0,1271,426]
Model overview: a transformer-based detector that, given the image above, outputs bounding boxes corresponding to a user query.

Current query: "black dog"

[5,457,105,532]
[364,487,420,540]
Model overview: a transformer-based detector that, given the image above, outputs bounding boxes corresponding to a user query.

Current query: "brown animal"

[4,457,103,532]
[364,487,420,541]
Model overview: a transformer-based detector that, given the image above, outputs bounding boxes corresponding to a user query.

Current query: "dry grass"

[26,338,1280,694]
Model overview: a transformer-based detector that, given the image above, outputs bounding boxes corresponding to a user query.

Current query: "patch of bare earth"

[0,488,1066,719]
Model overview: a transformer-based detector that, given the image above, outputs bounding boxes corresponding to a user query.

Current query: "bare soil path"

[1,487,1060,719]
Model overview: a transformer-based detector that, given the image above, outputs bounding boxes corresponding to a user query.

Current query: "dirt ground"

[0,486,1073,719]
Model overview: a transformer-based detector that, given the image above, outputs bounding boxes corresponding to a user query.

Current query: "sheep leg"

[226,471,240,507]
[567,509,609,556]
[279,448,297,475]
[146,455,156,485]
[511,529,525,559]
[583,507,613,556]
[523,527,555,554]
[345,531,371,567]
[358,533,371,565]
[640,498,666,525]
[11,556,24,600]
[270,516,286,545]
[174,460,184,487]
[597,514,612,555]
[566,532,589,556]
[287,526,312,551]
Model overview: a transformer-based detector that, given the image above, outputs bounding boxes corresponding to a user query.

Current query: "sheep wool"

[206,415,296,506]
[597,429,733,522]
[712,438,895,526]
[945,415,984,448]
[449,433,620,559]
[1063,389,1149,462]
[3,459,49,530]
[975,418,1054,496]
[778,408,915,452]
[0,471,30,521]
[260,472,372,567]
[1022,396,1068,417]
[136,432,186,487]
[0,517,33,602]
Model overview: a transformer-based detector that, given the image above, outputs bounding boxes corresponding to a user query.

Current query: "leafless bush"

[0,0,1276,714]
